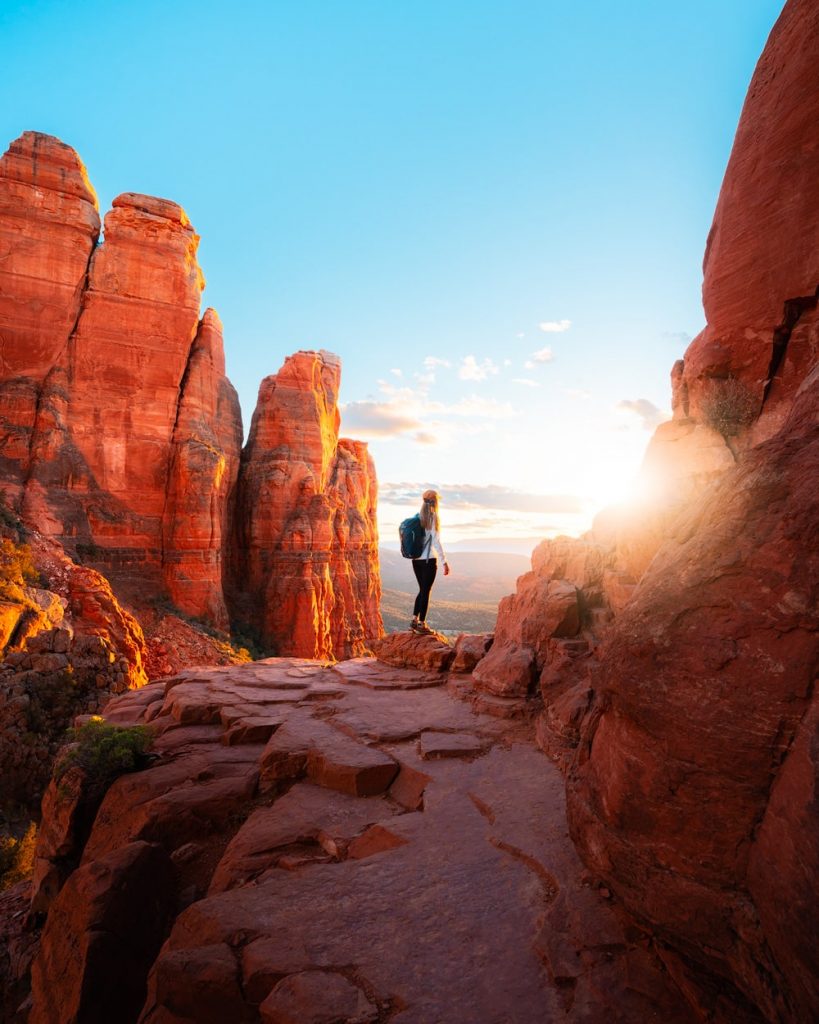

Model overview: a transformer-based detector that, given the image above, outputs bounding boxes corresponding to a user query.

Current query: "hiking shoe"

[415,622,433,635]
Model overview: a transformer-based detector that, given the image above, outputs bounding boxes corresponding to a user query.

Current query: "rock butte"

[0,130,381,662]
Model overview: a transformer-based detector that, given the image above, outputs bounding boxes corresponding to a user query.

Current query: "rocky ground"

[16,641,698,1024]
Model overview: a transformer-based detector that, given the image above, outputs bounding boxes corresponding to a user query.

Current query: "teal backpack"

[399,515,426,559]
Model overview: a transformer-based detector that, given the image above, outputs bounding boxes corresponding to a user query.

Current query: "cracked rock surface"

[23,657,696,1024]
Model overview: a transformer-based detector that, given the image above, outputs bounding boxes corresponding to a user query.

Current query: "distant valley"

[379,547,530,635]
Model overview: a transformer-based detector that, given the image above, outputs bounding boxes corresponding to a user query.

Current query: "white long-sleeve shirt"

[421,527,446,562]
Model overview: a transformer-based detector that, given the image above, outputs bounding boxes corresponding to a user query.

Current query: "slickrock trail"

[29,650,695,1024]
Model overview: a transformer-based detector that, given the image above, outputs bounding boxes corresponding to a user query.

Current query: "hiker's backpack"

[399,514,426,559]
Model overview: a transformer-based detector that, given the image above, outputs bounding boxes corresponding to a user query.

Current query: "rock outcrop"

[230,350,382,660]
[0,133,100,493]
[0,529,147,814]
[15,657,696,1024]
[0,132,382,659]
[569,369,819,1022]
[163,309,243,630]
[477,3,819,1020]
[681,0,819,438]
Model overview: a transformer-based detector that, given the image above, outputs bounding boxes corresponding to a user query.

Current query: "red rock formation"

[0,532,148,813]
[163,309,243,629]
[230,350,382,659]
[677,0,819,441]
[30,841,174,1024]
[569,369,819,1022]
[465,5,818,1018]
[22,658,696,1024]
[556,3,819,1020]
[0,132,381,655]
[0,132,100,496]
[25,192,206,582]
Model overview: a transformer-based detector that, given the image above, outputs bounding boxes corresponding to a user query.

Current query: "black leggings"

[412,558,438,620]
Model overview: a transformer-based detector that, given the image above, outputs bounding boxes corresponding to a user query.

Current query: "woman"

[410,489,450,634]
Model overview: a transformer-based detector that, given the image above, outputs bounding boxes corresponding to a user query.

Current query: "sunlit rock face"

[163,309,243,631]
[569,368,819,1022]
[0,132,100,496]
[22,191,210,596]
[0,132,382,658]
[230,350,382,660]
[546,2,819,1020]
[680,0,819,441]
[476,2,819,1019]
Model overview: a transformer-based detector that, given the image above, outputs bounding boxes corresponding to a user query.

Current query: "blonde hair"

[420,489,440,532]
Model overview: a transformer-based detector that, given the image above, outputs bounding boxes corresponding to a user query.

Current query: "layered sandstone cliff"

[0,131,381,662]
[230,350,382,660]
[479,2,819,1020]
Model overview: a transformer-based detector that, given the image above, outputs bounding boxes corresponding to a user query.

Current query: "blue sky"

[1,0,785,547]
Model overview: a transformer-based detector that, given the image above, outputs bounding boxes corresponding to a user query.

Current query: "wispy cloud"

[380,482,584,514]
[530,345,554,364]
[340,385,516,445]
[616,398,670,431]
[458,355,500,381]
[390,368,403,377]
[539,319,571,333]
[565,387,591,400]
[512,378,540,388]
[424,356,451,369]
[341,401,425,438]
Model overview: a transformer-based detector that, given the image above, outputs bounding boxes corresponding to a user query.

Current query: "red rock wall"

[679,0,819,436]
[163,309,243,630]
[230,350,382,660]
[0,133,100,495]
[555,3,819,1020]
[568,371,819,1022]
[25,192,207,583]
[0,132,382,656]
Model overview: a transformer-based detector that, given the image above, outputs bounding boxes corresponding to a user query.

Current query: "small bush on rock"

[0,821,37,891]
[57,719,153,797]
[0,537,41,597]
[700,376,757,439]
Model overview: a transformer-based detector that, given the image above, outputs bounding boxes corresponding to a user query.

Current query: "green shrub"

[0,822,37,891]
[700,376,756,439]
[57,719,153,796]
[0,537,41,593]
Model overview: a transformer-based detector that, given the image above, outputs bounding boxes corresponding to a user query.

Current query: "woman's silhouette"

[410,489,450,634]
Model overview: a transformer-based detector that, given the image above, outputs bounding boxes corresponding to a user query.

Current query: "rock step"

[260,713,399,797]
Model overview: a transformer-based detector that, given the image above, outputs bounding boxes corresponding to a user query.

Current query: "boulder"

[371,630,454,673]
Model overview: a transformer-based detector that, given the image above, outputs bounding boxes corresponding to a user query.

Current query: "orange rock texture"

[477,3,819,1020]
[22,657,697,1024]
[230,350,382,660]
[0,133,99,493]
[0,132,381,658]
[681,0,819,439]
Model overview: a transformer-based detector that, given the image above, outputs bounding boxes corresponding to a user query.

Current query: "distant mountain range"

[381,537,543,557]
[379,547,530,634]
